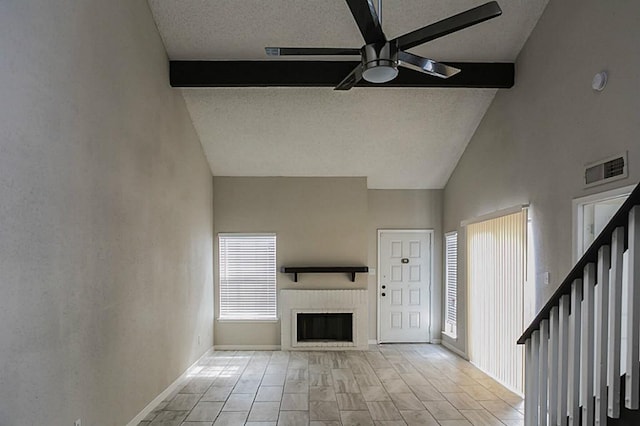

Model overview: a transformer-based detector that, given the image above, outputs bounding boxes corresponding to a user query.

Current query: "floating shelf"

[280,266,369,283]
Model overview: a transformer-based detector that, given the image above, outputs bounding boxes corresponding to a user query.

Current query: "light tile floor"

[139,344,524,426]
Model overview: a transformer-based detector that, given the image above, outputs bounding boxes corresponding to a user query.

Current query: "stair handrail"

[518,182,640,344]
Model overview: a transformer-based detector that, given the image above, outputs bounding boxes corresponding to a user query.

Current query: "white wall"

[0,1,213,424]
[442,0,640,355]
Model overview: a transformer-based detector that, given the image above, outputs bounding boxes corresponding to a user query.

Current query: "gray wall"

[442,0,640,355]
[367,190,443,341]
[0,1,213,425]
[213,177,369,347]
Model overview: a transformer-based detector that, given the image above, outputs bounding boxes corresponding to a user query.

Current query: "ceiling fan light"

[362,63,398,83]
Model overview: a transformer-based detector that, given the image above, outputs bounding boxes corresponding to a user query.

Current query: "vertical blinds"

[467,210,526,394]
[445,232,458,337]
[219,234,277,320]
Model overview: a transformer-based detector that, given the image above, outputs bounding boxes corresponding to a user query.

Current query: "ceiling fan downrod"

[361,0,398,84]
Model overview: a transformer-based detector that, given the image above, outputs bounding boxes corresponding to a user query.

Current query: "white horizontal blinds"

[219,233,277,320]
[445,232,458,337]
[467,209,526,394]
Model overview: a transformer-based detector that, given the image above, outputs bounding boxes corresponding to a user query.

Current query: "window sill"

[216,318,279,323]
[442,331,457,340]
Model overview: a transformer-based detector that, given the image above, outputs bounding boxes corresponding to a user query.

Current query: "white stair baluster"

[626,206,640,409]
[558,294,570,426]
[595,245,610,425]
[607,227,624,418]
[549,306,559,426]
[581,263,595,425]
[539,319,549,425]
[569,279,582,426]
[526,337,534,426]
[531,330,540,426]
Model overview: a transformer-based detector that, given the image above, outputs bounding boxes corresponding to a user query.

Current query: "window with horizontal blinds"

[219,233,276,320]
[444,232,458,338]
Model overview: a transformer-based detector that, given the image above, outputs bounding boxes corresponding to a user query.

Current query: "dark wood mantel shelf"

[280,266,369,282]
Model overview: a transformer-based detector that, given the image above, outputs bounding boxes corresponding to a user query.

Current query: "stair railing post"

[581,263,595,425]
[549,306,559,425]
[558,294,570,426]
[526,337,534,426]
[531,330,540,426]
[625,206,640,409]
[539,319,549,425]
[607,227,624,418]
[569,279,582,426]
[594,245,610,425]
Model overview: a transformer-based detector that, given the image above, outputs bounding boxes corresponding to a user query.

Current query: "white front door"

[378,230,432,343]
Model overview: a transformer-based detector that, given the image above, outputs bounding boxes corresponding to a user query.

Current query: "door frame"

[571,184,635,263]
[376,229,434,344]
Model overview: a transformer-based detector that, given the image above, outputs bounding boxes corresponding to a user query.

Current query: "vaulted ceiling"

[148,0,548,188]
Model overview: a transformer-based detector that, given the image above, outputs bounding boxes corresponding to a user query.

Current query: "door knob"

[382,285,386,289]
[381,292,386,297]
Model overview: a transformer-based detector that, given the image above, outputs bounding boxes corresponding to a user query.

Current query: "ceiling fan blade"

[393,1,502,51]
[334,64,364,90]
[265,47,361,56]
[345,0,386,44]
[398,51,461,79]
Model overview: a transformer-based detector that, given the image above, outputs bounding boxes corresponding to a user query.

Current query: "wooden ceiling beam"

[170,61,514,88]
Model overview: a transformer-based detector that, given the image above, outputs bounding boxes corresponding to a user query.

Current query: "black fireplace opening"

[297,313,353,342]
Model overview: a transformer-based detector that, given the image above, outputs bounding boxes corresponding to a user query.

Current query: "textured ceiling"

[148,0,548,188]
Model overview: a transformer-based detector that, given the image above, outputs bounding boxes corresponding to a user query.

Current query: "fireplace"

[297,313,353,342]
[280,289,368,350]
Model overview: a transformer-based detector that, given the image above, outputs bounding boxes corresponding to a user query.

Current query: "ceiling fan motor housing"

[361,42,399,83]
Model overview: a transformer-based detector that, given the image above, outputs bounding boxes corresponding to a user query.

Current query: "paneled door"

[378,230,432,343]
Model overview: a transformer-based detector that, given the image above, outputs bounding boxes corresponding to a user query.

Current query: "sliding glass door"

[467,209,527,394]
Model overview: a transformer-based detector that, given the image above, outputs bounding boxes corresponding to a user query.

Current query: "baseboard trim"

[441,340,468,360]
[126,346,213,426]
[431,338,441,344]
[214,345,281,351]
[368,339,378,345]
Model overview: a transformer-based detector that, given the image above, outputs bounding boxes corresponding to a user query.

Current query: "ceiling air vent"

[585,152,628,187]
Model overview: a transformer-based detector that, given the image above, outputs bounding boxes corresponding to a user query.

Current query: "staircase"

[518,183,640,425]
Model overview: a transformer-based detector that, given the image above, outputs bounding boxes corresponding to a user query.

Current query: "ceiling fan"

[265,0,503,90]
[168,1,512,89]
